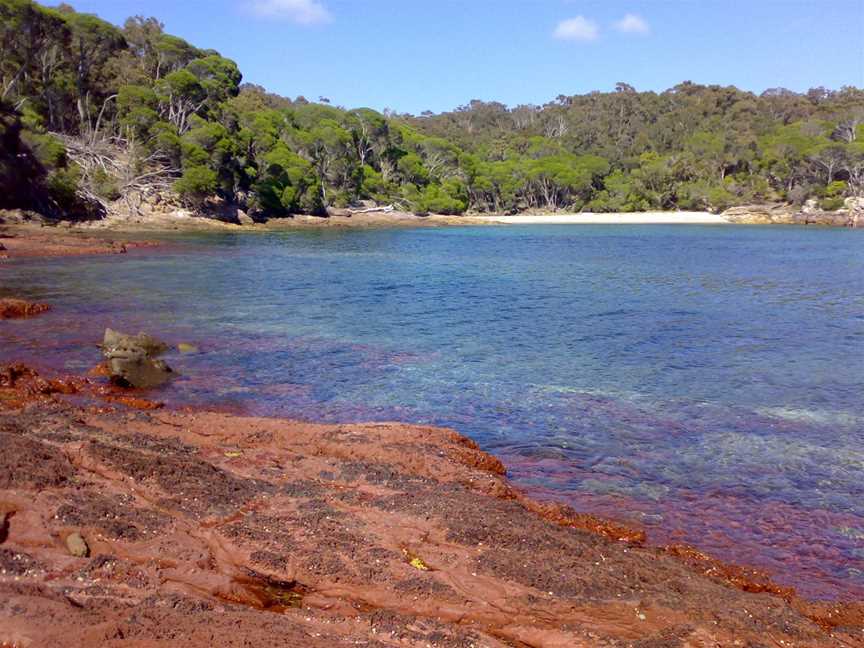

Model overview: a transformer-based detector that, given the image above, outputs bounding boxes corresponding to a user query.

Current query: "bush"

[174,166,217,206]
[25,131,67,168]
[46,166,82,211]
[820,196,845,211]
[416,183,467,215]
[825,180,847,198]
[91,168,121,201]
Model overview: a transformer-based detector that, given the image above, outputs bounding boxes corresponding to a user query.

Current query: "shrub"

[46,166,81,211]
[174,166,217,206]
[819,196,845,211]
[91,168,121,201]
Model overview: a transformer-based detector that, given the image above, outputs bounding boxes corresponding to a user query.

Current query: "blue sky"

[56,0,864,114]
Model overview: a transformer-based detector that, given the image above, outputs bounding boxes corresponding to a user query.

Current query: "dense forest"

[2,0,863,220]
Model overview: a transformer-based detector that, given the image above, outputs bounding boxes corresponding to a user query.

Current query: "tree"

[174,164,216,206]
[58,7,126,131]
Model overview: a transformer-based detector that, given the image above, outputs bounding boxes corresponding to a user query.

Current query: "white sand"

[476,211,729,225]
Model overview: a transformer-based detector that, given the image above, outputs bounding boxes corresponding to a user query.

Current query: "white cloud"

[553,16,599,42]
[614,13,649,34]
[248,0,332,25]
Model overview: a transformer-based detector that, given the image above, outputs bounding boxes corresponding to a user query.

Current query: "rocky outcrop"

[723,202,864,227]
[0,401,861,647]
[101,328,174,388]
[845,196,864,227]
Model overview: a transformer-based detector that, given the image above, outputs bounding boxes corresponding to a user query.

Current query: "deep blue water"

[2,224,863,598]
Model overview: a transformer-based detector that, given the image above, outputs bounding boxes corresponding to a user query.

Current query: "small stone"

[177,343,199,354]
[66,532,89,558]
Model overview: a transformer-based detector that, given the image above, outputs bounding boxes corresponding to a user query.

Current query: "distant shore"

[4,203,861,242]
[474,211,729,225]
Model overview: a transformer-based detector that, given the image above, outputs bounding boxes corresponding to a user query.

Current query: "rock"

[237,210,254,226]
[844,196,864,211]
[844,196,864,227]
[722,202,862,227]
[65,532,89,558]
[101,328,174,389]
[0,298,51,319]
[721,203,797,224]
[326,207,352,218]
[103,328,168,357]
[107,355,174,389]
[100,393,165,410]
[802,198,819,214]
[177,343,199,354]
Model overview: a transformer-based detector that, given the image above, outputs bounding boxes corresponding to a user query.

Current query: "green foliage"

[820,196,845,211]
[91,168,121,201]
[676,180,736,212]
[174,165,217,206]
[45,165,81,208]
[253,143,320,215]
[824,180,847,197]
[415,179,467,214]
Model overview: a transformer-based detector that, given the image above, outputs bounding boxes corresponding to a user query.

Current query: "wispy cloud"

[248,0,332,25]
[614,13,650,34]
[553,16,599,42]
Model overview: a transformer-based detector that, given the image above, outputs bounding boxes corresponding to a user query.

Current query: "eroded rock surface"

[0,402,861,647]
[723,202,864,226]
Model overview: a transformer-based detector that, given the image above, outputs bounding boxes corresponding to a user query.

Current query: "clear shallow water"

[2,224,863,599]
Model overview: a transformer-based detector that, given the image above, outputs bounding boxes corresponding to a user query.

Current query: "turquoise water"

[2,224,863,599]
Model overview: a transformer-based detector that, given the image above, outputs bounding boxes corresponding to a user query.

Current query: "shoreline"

[4,203,862,241]
[0,363,862,645]
[0,222,160,261]
[473,211,729,225]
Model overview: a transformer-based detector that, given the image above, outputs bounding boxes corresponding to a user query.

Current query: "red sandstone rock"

[0,227,157,260]
[0,390,861,646]
[0,299,50,319]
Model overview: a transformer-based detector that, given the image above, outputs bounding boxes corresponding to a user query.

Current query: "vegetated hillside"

[2,0,863,221]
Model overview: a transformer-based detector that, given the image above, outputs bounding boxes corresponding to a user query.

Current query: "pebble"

[66,532,89,558]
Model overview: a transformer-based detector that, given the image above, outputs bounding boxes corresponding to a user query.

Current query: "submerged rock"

[0,298,50,319]
[101,328,174,389]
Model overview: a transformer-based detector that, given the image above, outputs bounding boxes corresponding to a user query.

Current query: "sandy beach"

[475,211,730,225]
